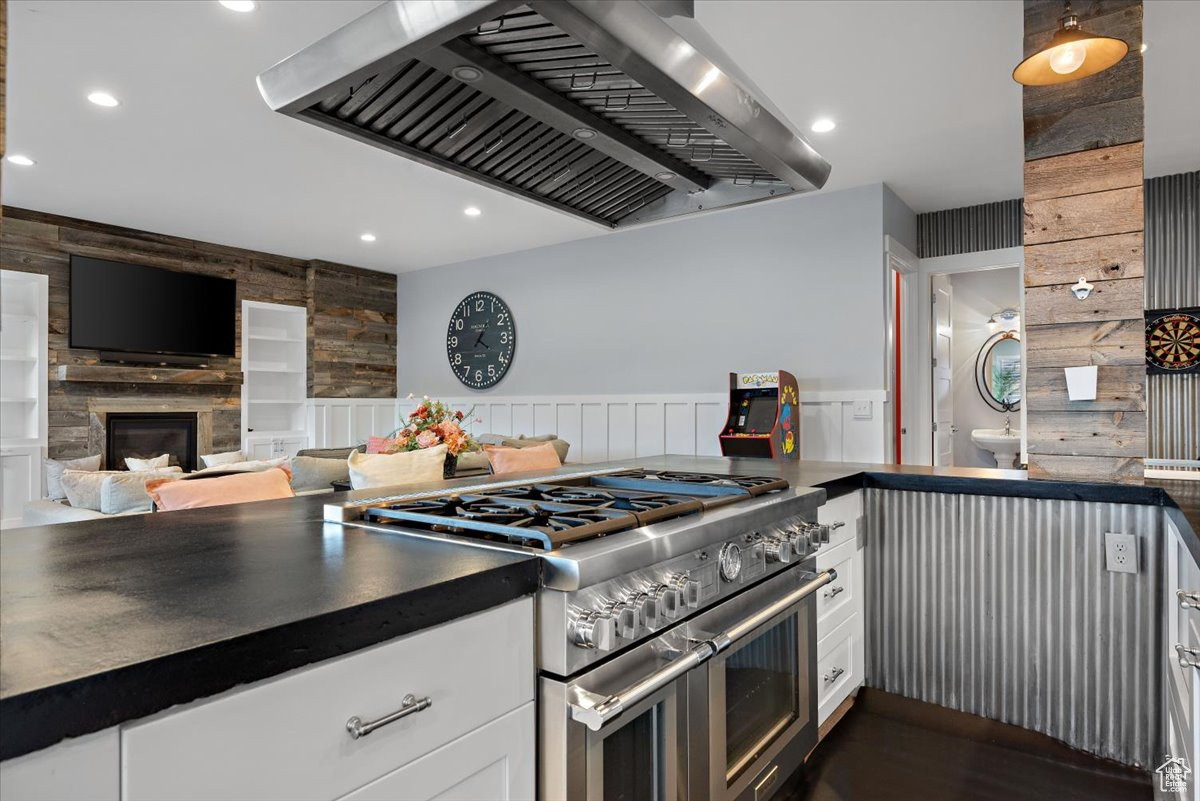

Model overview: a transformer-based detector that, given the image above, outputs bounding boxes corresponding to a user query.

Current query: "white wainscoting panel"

[307,399,400,450]
[381,392,887,464]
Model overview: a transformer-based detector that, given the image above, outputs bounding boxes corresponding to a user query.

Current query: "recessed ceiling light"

[572,128,598,140]
[6,154,36,166]
[464,207,482,217]
[810,118,836,133]
[655,171,676,182]
[360,233,377,242]
[451,66,482,83]
[219,0,257,11]
[87,91,120,107]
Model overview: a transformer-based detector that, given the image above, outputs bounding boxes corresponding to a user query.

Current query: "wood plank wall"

[0,207,397,458]
[1022,0,1146,483]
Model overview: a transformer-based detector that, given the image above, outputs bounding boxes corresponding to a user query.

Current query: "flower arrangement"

[380,395,477,456]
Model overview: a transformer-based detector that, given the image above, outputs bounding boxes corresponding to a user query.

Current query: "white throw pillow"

[192,457,287,475]
[44,454,102,500]
[200,449,245,468]
[348,445,447,490]
[101,472,174,515]
[62,467,182,511]
[125,453,170,471]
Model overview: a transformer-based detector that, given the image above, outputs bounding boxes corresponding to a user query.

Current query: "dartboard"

[1146,310,1200,373]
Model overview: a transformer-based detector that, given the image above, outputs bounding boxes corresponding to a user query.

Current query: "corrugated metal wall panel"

[1145,171,1200,464]
[916,199,1024,258]
[865,488,1163,768]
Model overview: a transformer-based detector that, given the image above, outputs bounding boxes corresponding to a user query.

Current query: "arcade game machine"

[719,371,800,459]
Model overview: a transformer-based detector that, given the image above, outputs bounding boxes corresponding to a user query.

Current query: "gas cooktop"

[343,469,790,551]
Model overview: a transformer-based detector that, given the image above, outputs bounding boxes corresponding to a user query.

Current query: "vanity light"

[360,233,376,242]
[1140,43,1148,54]
[219,0,257,11]
[810,118,836,133]
[464,207,482,217]
[87,91,120,107]
[988,308,1021,326]
[5,154,35,166]
[1013,0,1128,86]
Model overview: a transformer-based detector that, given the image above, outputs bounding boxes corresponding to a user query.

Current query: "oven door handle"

[568,569,836,731]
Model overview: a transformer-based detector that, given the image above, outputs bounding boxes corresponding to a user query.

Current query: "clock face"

[447,292,515,389]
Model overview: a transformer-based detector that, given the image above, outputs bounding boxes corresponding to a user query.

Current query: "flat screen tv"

[70,256,236,359]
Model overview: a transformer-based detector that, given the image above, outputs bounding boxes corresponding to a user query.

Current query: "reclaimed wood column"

[1022,0,1146,484]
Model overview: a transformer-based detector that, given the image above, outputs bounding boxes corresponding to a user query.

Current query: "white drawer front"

[816,540,857,639]
[816,614,863,725]
[122,598,534,801]
[338,703,534,801]
[818,490,861,551]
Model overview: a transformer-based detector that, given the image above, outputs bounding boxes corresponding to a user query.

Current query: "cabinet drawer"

[818,490,861,552]
[816,614,863,725]
[816,539,857,639]
[122,598,534,801]
[338,703,534,801]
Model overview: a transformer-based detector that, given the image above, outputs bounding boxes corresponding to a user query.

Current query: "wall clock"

[1146,307,1200,374]
[447,291,516,389]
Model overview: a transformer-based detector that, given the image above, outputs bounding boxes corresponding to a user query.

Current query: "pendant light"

[1013,1,1129,86]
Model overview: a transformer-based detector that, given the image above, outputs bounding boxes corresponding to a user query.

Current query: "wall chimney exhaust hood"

[257,0,831,228]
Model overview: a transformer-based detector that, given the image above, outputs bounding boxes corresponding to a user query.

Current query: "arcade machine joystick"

[718,371,800,460]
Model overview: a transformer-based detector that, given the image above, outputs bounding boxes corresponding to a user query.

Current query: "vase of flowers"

[380,396,477,478]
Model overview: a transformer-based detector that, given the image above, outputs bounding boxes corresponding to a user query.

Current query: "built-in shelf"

[244,363,296,373]
[0,397,38,404]
[247,333,305,344]
[246,399,306,405]
[243,301,308,452]
[0,355,37,363]
[56,364,244,386]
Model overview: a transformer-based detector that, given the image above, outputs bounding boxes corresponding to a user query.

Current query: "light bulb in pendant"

[1048,41,1087,74]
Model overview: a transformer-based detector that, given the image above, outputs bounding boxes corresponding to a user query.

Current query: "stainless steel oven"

[540,566,833,800]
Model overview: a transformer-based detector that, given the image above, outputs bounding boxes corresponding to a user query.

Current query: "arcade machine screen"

[741,394,778,434]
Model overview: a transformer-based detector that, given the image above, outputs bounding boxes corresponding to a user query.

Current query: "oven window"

[725,615,799,781]
[602,705,663,801]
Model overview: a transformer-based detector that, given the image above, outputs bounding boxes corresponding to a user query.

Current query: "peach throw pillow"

[146,466,295,511]
[484,442,562,475]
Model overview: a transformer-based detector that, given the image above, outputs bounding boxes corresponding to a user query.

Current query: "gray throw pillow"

[63,468,182,512]
[289,455,351,491]
[44,454,102,500]
[295,446,364,460]
[101,473,160,515]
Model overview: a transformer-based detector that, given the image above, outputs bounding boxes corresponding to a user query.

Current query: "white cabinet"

[0,727,119,801]
[242,301,308,455]
[338,704,534,801]
[1,270,48,528]
[815,490,865,726]
[121,598,534,801]
[1164,513,1200,801]
[244,433,308,460]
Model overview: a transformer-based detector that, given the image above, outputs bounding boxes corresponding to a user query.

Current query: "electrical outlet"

[1104,532,1138,574]
[852,400,872,419]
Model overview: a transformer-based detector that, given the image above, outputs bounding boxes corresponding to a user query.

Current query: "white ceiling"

[4,1,1197,274]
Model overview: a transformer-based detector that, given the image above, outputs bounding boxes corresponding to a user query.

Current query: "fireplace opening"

[106,412,198,472]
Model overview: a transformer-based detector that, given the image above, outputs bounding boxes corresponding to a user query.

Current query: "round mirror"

[975,331,1021,411]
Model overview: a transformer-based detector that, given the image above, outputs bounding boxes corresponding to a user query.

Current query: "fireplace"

[106,412,198,472]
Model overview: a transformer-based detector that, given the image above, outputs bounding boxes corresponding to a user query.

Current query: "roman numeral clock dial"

[447,292,516,389]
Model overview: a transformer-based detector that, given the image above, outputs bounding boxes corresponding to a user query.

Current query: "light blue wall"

[397,183,910,397]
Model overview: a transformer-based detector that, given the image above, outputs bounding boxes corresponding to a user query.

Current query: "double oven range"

[326,468,834,800]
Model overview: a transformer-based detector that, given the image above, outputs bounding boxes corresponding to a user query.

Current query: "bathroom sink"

[971,429,1022,468]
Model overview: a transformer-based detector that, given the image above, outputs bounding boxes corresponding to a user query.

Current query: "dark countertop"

[3,456,1197,762]
[0,490,540,761]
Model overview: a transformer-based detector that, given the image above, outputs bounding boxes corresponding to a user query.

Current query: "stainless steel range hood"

[257,0,831,228]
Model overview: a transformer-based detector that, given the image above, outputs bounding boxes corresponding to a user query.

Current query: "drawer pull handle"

[824,585,845,600]
[346,694,432,739]
[1177,644,1200,670]
[824,667,845,685]
[1178,590,1200,610]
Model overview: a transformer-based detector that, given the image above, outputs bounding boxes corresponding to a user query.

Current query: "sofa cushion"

[22,499,109,526]
[200,449,245,468]
[192,457,287,476]
[61,467,183,512]
[147,466,295,511]
[484,442,562,476]
[125,453,170,471]
[296,446,365,460]
[290,455,351,492]
[45,454,102,500]
[348,445,447,490]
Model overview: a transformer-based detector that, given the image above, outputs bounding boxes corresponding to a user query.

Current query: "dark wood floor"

[779,689,1152,801]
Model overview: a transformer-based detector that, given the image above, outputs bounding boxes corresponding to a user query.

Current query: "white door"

[931,274,954,467]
